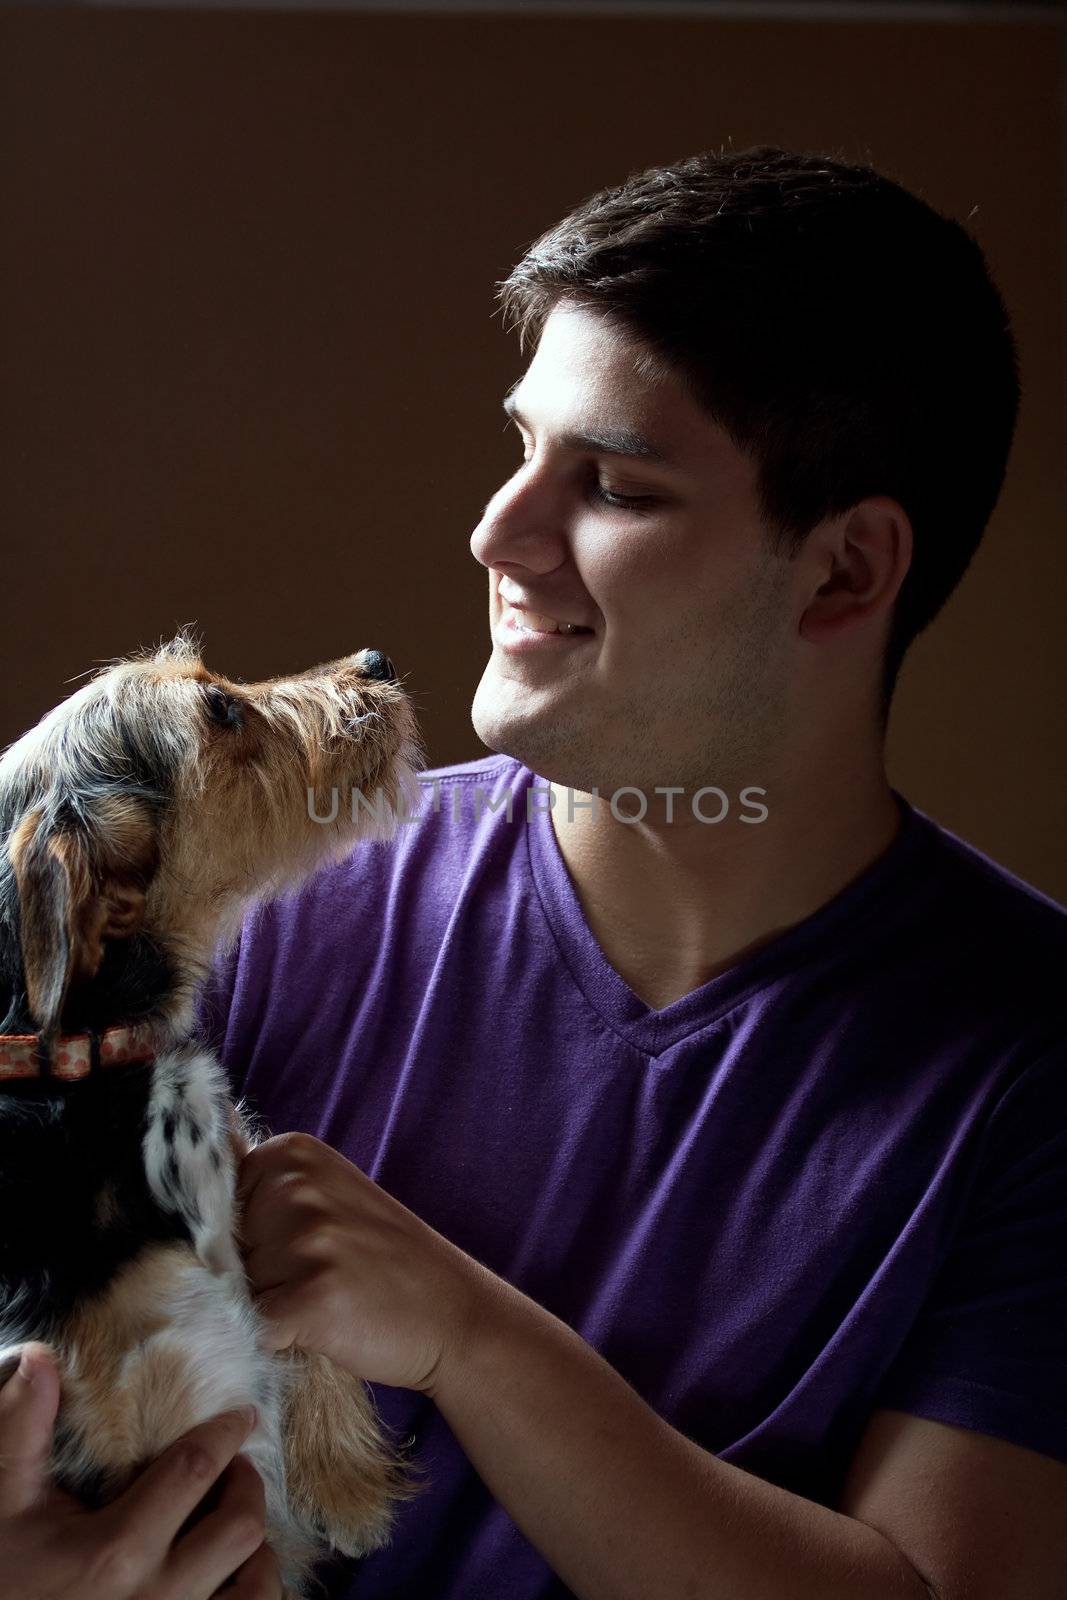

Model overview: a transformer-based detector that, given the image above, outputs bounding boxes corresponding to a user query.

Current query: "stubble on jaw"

[470,549,796,800]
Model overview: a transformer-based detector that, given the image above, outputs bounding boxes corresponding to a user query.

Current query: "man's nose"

[469,468,564,571]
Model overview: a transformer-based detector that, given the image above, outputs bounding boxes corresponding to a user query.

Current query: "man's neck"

[548,762,903,1013]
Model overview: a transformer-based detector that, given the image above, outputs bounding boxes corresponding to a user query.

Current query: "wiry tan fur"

[1,630,422,1041]
[280,1347,419,1557]
[0,631,425,1597]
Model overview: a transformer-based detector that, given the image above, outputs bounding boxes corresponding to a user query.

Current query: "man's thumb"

[0,1344,61,1518]
[251,1286,300,1356]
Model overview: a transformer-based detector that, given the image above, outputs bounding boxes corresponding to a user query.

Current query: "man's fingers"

[247,1286,299,1355]
[234,1135,291,1209]
[227,1533,285,1598]
[0,1344,62,1519]
[168,1451,270,1599]
[97,1406,258,1570]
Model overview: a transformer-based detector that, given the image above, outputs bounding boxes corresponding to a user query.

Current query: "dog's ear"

[7,808,80,1037]
[8,798,159,1037]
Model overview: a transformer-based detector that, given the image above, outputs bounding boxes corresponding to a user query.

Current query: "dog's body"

[0,634,423,1596]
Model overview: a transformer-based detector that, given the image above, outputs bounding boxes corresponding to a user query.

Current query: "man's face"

[469,302,799,798]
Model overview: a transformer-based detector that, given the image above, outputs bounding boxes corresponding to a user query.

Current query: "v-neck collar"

[519,764,935,1058]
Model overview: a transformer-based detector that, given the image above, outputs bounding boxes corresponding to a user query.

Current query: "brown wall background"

[2,9,1064,896]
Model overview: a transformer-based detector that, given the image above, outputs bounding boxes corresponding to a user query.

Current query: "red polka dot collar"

[0,1021,158,1082]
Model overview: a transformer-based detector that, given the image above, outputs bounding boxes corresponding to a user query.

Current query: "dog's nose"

[360,649,398,683]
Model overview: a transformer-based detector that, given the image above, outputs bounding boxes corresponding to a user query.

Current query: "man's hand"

[235,1132,495,1394]
[0,1344,281,1598]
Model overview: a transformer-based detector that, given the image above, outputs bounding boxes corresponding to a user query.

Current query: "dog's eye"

[203,685,243,730]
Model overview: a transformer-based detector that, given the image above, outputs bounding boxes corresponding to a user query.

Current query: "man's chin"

[469,699,535,767]
[471,682,572,780]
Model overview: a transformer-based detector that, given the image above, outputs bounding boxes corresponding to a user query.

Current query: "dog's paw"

[281,1349,419,1558]
[298,1450,404,1558]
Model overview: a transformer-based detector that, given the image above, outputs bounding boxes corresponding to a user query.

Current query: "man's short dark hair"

[497,143,1021,728]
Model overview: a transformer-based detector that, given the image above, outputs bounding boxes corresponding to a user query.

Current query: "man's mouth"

[496,577,594,635]
[502,603,592,637]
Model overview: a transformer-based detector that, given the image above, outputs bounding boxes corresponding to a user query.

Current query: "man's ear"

[7,799,157,1038]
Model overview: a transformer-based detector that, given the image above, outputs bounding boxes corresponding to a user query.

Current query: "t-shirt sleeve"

[872,1046,1067,1466]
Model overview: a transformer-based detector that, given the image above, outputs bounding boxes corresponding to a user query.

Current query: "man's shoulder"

[917,802,1067,942]
[907,801,1067,1014]
[214,753,532,998]
[406,752,528,807]
[274,752,529,918]
[392,752,534,846]
[411,753,521,784]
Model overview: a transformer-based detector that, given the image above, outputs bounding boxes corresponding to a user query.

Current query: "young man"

[3,145,1065,1598]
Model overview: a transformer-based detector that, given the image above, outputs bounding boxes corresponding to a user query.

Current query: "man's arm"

[430,1275,1067,1600]
[238,1132,1067,1600]
[430,1275,932,1600]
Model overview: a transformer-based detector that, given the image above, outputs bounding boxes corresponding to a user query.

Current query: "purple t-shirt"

[197,755,1067,1599]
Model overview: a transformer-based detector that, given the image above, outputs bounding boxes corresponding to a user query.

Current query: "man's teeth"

[505,603,583,635]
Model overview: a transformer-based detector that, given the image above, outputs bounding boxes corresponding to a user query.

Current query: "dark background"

[1,3,1064,895]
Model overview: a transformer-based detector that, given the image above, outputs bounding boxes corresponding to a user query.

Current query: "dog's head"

[0,631,421,1041]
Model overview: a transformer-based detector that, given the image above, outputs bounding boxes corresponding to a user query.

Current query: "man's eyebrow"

[501,392,675,465]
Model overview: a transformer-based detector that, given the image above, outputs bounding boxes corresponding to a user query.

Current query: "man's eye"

[592,482,658,513]
[511,433,657,513]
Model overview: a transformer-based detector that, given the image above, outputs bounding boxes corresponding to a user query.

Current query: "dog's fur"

[0,631,423,1596]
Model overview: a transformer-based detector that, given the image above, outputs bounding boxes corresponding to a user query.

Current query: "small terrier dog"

[0,631,423,1595]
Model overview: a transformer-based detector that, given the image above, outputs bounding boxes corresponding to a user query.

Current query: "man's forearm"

[431,1279,933,1600]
